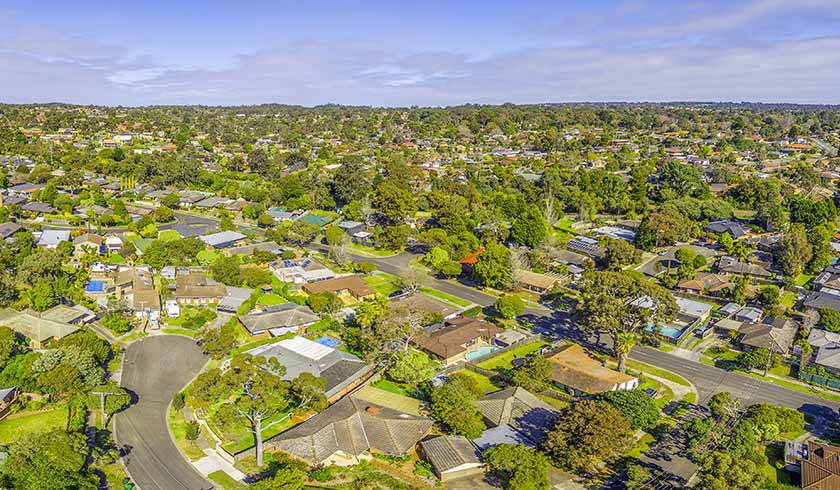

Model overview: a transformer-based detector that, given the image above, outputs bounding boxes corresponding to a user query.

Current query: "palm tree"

[615,332,636,374]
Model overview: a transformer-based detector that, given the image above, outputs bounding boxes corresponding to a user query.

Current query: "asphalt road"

[323,247,840,424]
[115,335,212,490]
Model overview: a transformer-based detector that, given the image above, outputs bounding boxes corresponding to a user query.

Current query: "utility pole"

[91,391,121,428]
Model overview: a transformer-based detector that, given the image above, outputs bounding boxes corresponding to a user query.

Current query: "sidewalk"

[182,406,247,482]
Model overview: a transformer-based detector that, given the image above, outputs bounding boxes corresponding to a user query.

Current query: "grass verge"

[168,408,206,461]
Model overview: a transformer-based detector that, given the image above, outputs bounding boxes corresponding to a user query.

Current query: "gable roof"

[0,308,79,344]
[475,387,558,444]
[419,436,481,473]
[803,442,840,490]
[302,275,374,297]
[738,319,796,354]
[420,317,504,360]
[270,396,432,464]
[238,304,320,334]
[199,230,246,247]
[546,343,636,394]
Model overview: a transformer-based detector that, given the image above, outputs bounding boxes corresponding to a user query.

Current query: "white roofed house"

[269,257,335,285]
[199,230,247,249]
[37,229,71,249]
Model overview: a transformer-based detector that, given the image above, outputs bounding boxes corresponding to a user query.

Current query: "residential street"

[325,247,840,426]
[115,335,211,490]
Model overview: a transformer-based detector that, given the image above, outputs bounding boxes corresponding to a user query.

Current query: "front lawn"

[158,229,182,242]
[168,408,205,461]
[208,470,246,490]
[476,340,549,371]
[363,275,399,296]
[625,360,692,387]
[419,287,472,307]
[0,406,69,444]
[256,293,287,306]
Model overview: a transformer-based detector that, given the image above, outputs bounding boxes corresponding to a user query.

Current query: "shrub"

[172,392,185,411]
[185,421,200,440]
[414,460,434,478]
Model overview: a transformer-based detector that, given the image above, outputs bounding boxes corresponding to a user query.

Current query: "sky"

[2,0,840,106]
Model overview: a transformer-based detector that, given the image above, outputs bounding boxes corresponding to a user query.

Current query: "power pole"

[91,391,121,428]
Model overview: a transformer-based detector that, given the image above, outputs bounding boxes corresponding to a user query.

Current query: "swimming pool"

[646,324,686,341]
[86,280,105,293]
[466,345,500,362]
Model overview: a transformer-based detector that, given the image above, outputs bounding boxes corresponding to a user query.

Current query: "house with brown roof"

[515,270,564,293]
[419,317,504,366]
[795,441,840,490]
[268,396,433,466]
[738,317,797,355]
[174,272,226,305]
[302,275,374,300]
[73,233,104,260]
[546,343,638,395]
[677,272,734,296]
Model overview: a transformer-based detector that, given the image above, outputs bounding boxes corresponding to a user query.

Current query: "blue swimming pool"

[314,336,340,348]
[466,345,500,362]
[647,324,685,340]
[86,280,105,293]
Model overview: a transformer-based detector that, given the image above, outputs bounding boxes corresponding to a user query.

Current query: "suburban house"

[269,396,433,466]
[174,273,226,305]
[302,276,375,301]
[804,290,840,314]
[419,436,484,482]
[515,270,564,294]
[37,229,71,249]
[270,257,335,285]
[0,222,23,241]
[546,343,638,395]
[338,220,366,236]
[0,308,80,348]
[0,387,19,420]
[199,230,247,249]
[566,236,606,258]
[807,328,840,376]
[738,316,797,355]
[238,303,320,337]
[717,255,772,278]
[472,387,560,451]
[104,235,123,254]
[390,293,459,323]
[73,233,104,257]
[707,219,749,238]
[419,317,504,366]
[245,336,371,400]
[224,241,281,257]
[22,201,56,215]
[216,286,254,314]
[784,441,840,489]
[677,273,734,296]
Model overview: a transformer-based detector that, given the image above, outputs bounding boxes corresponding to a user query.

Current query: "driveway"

[115,335,212,490]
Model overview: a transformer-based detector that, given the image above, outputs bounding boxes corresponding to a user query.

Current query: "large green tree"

[576,271,678,372]
[543,400,632,473]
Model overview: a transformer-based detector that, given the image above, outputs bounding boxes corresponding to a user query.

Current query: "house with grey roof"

[199,230,246,248]
[807,328,840,376]
[472,387,559,451]
[245,336,370,400]
[37,229,71,249]
[217,286,254,313]
[268,396,432,466]
[237,303,319,336]
[707,219,749,239]
[419,436,484,482]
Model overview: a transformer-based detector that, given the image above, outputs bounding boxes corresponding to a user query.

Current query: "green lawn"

[780,291,798,309]
[626,360,692,387]
[222,412,295,454]
[158,229,182,242]
[476,341,549,371]
[760,444,792,485]
[168,408,205,461]
[450,369,500,394]
[197,249,222,266]
[347,243,398,257]
[419,287,472,307]
[624,432,656,459]
[0,407,69,444]
[256,293,287,306]
[106,253,126,264]
[162,328,198,338]
[371,378,412,397]
[794,274,814,287]
[363,275,399,296]
[208,471,246,490]
[537,394,570,411]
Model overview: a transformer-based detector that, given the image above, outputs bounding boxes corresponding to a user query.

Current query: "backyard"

[476,340,549,371]
[0,406,69,444]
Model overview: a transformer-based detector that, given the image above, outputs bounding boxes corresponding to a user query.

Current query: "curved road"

[115,335,212,490]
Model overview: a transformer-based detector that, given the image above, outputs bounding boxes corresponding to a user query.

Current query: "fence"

[799,371,840,391]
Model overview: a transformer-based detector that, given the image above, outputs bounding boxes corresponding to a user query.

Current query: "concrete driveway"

[115,335,212,490]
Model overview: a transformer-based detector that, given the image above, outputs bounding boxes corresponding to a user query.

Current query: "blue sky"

[2,0,840,106]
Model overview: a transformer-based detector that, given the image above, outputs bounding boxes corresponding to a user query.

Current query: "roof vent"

[365,406,379,414]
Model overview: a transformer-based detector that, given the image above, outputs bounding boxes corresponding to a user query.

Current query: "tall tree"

[577,271,678,372]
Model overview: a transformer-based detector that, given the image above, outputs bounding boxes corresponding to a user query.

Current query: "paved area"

[193,452,246,481]
[115,335,212,490]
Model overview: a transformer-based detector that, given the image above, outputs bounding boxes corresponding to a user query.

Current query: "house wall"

[439,463,487,482]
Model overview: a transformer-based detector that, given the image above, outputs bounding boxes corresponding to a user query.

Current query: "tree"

[820,308,840,332]
[773,224,812,277]
[542,400,632,473]
[28,281,55,311]
[510,354,552,393]
[152,205,175,223]
[142,240,170,269]
[697,451,764,490]
[718,232,734,253]
[396,266,425,295]
[372,182,416,224]
[222,354,290,467]
[599,389,660,430]
[3,430,98,490]
[429,381,485,438]
[307,291,343,315]
[577,271,678,372]
[473,242,512,289]
[756,285,780,307]
[101,311,131,334]
[0,326,25,370]
[484,444,550,490]
[495,295,525,319]
[210,255,242,286]
[601,237,641,270]
[635,208,694,250]
[324,224,343,246]
[510,205,547,247]
[354,295,390,327]
[738,347,770,370]
[290,372,327,414]
[626,464,652,490]
[388,350,437,386]
[708,391,739,419]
